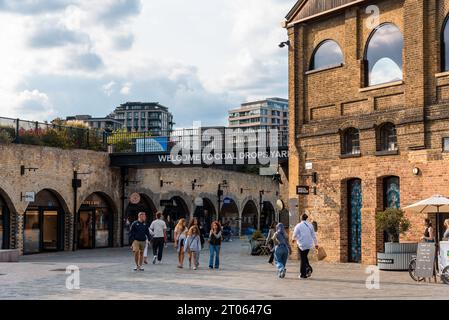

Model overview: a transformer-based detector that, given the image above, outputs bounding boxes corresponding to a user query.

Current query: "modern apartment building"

[66,115,123,132]
[66,102,174,134]
[228,98,289,131]
[113,102,174,134]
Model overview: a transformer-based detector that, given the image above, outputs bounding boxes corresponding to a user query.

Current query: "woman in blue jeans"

[272,223,291,279]
[209,221,223,269]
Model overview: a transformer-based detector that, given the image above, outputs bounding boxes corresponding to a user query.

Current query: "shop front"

[260,201,275,235]
[220,198,239,236]
[241,200,258,236]
[78,193,114,249]
[193,198,216,235]
[123,193,157,246]
[0,195,10,249]
[23,190,65,254]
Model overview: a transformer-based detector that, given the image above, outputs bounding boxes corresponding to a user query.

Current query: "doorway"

[348,179,362,263]
[0,196,10,250]
[78,193,113,249]
[23,190,65,254]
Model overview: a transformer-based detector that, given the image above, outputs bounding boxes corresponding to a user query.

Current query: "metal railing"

[0,116,289,154]
[106,128,289,154]
[0,116,107,151]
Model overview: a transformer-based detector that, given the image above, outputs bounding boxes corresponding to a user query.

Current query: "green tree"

[376,208,411,243]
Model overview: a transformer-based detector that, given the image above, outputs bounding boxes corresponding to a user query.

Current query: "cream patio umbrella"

[404,194,449,243]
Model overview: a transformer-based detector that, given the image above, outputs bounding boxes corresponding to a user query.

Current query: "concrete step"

[0,250,20,262]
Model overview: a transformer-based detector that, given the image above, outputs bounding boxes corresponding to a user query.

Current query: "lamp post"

[217,180,228,221]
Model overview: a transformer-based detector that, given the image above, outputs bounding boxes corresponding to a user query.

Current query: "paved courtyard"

[0,240,448,300]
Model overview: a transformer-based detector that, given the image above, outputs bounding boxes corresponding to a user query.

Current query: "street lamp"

[217,180,229,221]
[192,179,204,191]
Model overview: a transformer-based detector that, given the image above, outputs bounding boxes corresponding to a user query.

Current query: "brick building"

[284,0,449,264]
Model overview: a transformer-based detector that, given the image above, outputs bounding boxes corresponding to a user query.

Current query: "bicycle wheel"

[441,266,449,285]
[408,258,424,282]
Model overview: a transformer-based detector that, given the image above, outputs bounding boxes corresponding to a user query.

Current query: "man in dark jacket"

[129,212,151,271]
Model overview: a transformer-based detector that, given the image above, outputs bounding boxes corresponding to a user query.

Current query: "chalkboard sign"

[415,242,436,278]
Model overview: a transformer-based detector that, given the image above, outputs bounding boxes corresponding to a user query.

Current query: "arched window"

[365,23,403,86]
[378,123,397,152]
[310,40,344,70]
[442,16,449,71]
[342,128,360,155]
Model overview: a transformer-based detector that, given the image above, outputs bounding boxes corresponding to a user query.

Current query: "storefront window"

[24,211,40,254]
[95,208,110,248]
[78,193,113,249]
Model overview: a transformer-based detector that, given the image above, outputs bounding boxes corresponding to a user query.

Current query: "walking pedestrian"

[189,217,205,248]
[272,223,291,279]
[185,225,202,270]
[266,221,277,265]
[174,218,188,268]
[129,212,151,271]
[292,214,318,280]
[209,221,223,270]
[149,212,167,264]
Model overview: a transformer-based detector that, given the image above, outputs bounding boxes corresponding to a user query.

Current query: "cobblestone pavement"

[1,240,448,300]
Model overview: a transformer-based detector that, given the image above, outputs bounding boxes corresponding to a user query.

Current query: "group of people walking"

[266,214,319,279]
[128,212,223,272]
[129,210,319,279]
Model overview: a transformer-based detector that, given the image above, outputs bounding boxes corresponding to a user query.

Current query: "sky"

[0,0,294,127]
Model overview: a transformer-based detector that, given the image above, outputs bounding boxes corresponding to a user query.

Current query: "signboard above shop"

[296,186,310,195]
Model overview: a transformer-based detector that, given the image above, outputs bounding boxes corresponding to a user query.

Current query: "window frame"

[442,14,449,72]
[377,123,398,153]
[309,39,344,72]
[363,23,404,87]
[342,128,361,156]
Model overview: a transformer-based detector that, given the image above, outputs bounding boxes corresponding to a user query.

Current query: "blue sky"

[0,0,293,127]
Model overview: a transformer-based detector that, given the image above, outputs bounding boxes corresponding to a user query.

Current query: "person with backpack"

[266,221,277,265]
[129,212,151,272]
[208,221,223,270]
[272,223,291,278]
[185,225,202,270]
[292,213,318,280]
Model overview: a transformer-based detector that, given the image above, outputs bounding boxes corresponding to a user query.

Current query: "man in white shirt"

[292,213,318,279]
[149,212,167,264]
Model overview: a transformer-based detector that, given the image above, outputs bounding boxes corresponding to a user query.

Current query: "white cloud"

[16,89,55,119]
[102,81,116,96]
[0,0,293,125]
[120,82,131,95]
